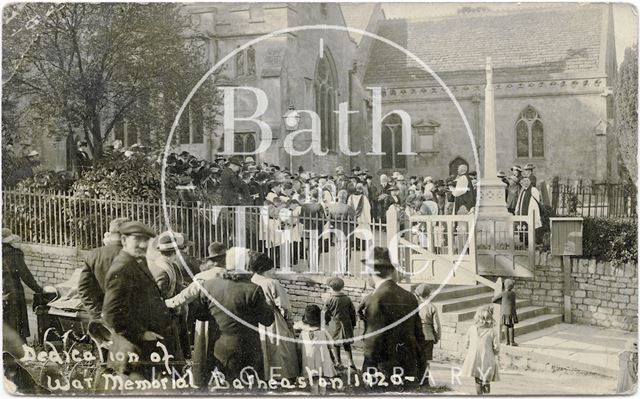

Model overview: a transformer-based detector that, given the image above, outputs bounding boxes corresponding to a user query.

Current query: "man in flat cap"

[78,217,129,318]
[103,221,180,378]
[360,247,425,386]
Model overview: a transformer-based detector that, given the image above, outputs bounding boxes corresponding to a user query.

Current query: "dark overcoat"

[197,275,274,380]
[102,251,179,364]
[77,242,122,316]
[220,167,243,206]
[324,292,356,341]
[362,280,425,379]
[2,245,42,338]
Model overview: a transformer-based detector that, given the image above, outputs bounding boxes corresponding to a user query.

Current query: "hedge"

[581,217,638,265]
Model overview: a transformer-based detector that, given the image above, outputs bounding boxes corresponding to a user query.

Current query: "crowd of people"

[2,215,511,394]
[73,218,439,392]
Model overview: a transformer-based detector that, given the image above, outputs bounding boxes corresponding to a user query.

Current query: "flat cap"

[118,221,155,237]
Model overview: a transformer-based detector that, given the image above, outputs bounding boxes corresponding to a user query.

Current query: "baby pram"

[34,268,94,346]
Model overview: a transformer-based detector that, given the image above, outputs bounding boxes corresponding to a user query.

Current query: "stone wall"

[570,258,637,331]
[17,243,638,334]
[513,252,638,332]
[20,243,88,286]
[512,253,565,315]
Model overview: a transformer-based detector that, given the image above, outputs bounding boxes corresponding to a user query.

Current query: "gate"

[402,213,536,286]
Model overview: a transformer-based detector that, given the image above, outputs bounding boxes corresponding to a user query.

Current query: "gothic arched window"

[516,106,544,158]
[315,51,338,151]
[381,114,407,170]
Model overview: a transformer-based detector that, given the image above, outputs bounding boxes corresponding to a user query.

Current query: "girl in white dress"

[461,305,500,395]
[297,304,336,394]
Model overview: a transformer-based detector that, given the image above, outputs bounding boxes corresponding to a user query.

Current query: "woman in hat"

[323,277,357,372]
[297,304,336,394]
[347,183,372,251]
[2,228,43,340]
[249,251,300,380]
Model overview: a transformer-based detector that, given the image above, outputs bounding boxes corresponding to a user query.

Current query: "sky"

[381,2,638,66]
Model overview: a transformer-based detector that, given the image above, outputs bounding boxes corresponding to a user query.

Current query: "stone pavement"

[501,322,636,378]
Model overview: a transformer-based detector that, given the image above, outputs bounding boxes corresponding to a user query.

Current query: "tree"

[3,3,219,161]
[614,45,638,183]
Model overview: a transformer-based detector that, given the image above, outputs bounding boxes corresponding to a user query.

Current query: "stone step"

[435,292,495,313]
[431,284,494,301]
[514,313,564,336]
[440,298,533,322]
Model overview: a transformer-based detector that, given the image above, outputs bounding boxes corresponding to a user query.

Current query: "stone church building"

[162,2,621,183]
[36,3,620,183]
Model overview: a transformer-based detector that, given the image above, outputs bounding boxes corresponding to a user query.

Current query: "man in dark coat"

[102,221,180,379]
[2,229,43,340]
[196,247,274,380]
[76,140,92,175]
[300,189,325,263]
[361,247,425,385]
[78,218,129,318]
[220,155,246,206]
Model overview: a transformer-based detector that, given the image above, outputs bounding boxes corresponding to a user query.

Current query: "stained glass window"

[515,106,544,158]
[516,120,529,158]
[532,120,544,157]
[315,51,338,151]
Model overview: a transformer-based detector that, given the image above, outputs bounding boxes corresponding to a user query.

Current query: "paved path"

[502,322,634,378]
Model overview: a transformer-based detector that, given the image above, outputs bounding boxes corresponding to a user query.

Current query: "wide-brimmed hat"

[361,247,394,268]
[207,242,227,260]
[26,150,39,157]
[396,175,405,181]
[327,277,345,291]
[497,171,506,178]
[156,231,192,251]
[524,163,535,171]
[118,221,155,238]
[511,165,522,172]
[302,304,322,327]
[2,228,21,244]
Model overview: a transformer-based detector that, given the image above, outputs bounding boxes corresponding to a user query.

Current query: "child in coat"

[492,279,519,346]
[297,304,336,395]
[461,305,500,395]
[414,284,441,385]
[323,277,357,371]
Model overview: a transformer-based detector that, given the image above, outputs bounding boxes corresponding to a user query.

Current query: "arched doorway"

[449,157,468,177]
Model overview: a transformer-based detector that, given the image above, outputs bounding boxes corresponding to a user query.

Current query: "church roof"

[364,5,610,85]
[340,3,378,44]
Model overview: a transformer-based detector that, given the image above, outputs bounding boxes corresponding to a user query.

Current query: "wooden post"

[562,255,572,323]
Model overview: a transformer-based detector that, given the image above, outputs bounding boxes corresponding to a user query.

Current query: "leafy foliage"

[16,171,74,192]
[614,46,638,183]
[3,3,220,160]
[72,152,178,201]
[581,217,638,265]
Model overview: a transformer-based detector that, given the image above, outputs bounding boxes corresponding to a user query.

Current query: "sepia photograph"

[1,1,638,396]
